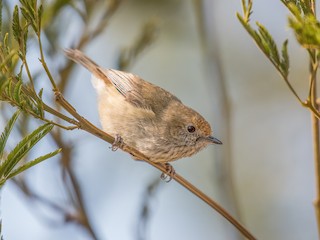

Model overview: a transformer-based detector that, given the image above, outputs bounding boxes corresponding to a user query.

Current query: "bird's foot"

[110,134,123,151]
[160,163,175,183]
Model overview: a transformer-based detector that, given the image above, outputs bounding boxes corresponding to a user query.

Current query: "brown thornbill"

[65,49,222,163]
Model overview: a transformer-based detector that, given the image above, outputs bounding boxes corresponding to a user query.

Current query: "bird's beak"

[207,136,222,145]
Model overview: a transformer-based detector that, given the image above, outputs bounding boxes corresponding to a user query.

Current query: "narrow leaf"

[13,80,22,104]
[300,0,312,15]
[37,4,43,31]
[25,97,39,115]
[12,6,21,43]
[19,0,38,32]
[237,14,262,46]
[0,111,20,159]
[2,148,61,184]
[257,22,280,64]
[19,0,36,18]
[3,33,9,55]
[0,123,53,177]
[0,49,17,70]
[285,2,304,21]
[280,39,289,77]
[245,0,253,22]
[22,23,28,56]
[20,7,37,32]
[36,88,44,118]
[4,79,13,100]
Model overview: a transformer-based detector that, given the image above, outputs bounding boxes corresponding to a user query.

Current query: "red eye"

[187,125,196,133]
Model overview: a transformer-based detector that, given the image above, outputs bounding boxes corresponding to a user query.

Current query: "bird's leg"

[110,134,123,151]
[160,163,176,183]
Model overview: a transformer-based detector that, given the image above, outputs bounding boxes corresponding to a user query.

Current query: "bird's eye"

[187,125,196,133]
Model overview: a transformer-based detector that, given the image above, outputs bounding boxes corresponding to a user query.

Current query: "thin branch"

[22,57,36,94]
[59,0,122,91]
[37,3,122,238]
[54,90,256,240]
[193,0,242,239]
[8,76,80,128]
[311,0,316,16]
[66,165,98,240]
[308,4,320,234]
[37,33,58,91]
[239,1,320,238]
[2,1,256,238]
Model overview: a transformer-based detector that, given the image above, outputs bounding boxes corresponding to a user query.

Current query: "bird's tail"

[64,49,112,86]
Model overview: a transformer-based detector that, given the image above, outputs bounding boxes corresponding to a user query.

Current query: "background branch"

[239,0,320,238]
[55,89,256,240]
[0,1,262,239]
[193,1,243,239]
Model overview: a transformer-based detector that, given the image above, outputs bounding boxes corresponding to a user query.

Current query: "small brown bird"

[65,49,222,163]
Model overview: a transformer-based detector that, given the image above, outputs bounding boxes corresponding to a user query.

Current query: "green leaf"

[1,148,61,184]
[19,0,36,19]
[13,79,22,104]
[283,2,303,20]
[240,0,253,23]
[36,88,44,118]
[257,22,280,64]
[3,33,9,55]
[301,0,312,14]
[281,0,313,16]
[245,0,253,22]
[0,49,17,70]
[19,0,40,33]
[12,6,21,43]
[25,97,40,116]
[237,13,262,46]
[0,74,7,94]
[0,110,20,159]
[280,39,289,77]
[20,6,37,32]
[237,12,289,78]
[37,4,43,31]
[4,79,13,101]
[22,23,28,56]
[38,88,43,99]
[237,14,271,59]
[0,123,53,177]
[288,13,320,49]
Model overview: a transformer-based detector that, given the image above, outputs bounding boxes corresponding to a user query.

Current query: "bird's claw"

[160,163,175,183]
[110,134,123,151]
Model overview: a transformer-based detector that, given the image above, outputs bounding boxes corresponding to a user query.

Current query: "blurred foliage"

[286,2,320,49]
[0,0,158,239]
[0,0,63,188]
[0,111,61,186]
[237,0,320,117]
[118,19,159,70]
[238,0,320,238]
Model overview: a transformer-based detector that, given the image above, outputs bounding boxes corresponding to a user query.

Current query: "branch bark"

[310,54,320,238]
[193,0,243,239]
[309,2,320,235]
[54,90,256,240]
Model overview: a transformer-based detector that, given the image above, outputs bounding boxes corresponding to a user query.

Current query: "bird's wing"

[102,69,151,110]
[102,69,181,114]
[65,49,180,113]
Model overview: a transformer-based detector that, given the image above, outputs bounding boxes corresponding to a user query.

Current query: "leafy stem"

[37,30,58,91]
[238,0,320,237]
[1,0,257,239]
